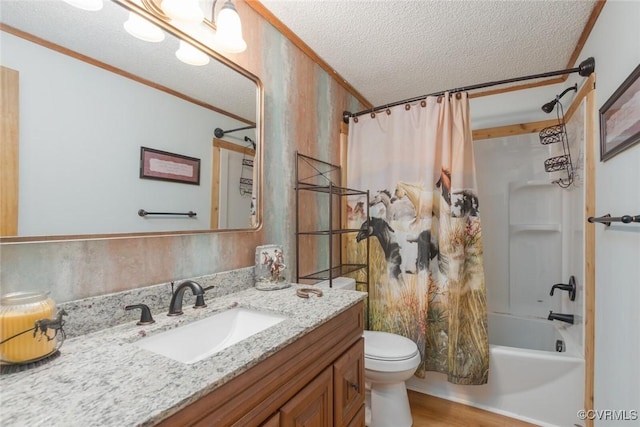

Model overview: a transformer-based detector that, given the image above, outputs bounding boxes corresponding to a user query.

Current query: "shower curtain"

[347,93,489,385]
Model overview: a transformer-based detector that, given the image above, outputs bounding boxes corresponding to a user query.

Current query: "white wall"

[563,100,587,350]
[573,1,640,424]
[218,149,253,229]
[474,133,555,315]
[1,32,247,236]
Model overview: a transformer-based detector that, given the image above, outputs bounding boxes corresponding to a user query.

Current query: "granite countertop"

[0,285,366,427]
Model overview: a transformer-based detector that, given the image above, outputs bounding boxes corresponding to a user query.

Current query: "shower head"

[541,100,558,114]
[541,83,578,113]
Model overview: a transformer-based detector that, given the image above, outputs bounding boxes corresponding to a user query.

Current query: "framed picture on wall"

[140,147,201,185]
[599,63,640,161]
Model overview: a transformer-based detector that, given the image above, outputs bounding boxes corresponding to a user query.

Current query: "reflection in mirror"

[0,0,260,239]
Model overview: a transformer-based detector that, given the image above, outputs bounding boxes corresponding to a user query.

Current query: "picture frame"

[139,147,200,185]
[599,63,640,161]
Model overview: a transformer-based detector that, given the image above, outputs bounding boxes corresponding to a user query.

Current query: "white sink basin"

[134,307,287,364]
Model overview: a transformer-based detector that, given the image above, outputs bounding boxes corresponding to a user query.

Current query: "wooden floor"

[408,390,539,427]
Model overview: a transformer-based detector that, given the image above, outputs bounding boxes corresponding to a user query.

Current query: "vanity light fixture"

[125,0,247,61]
[213,0,247,53]
[124,12,165,43]
[160,0,204,25]
[158,0,248,53]
[176,40,210,66]
[62,0,103,11]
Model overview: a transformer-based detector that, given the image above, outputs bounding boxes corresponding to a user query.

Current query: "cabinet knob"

[348,381,359,392]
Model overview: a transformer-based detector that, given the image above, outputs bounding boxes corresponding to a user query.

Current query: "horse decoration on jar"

[254,244,291,290]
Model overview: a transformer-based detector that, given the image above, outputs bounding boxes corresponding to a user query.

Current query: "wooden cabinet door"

[345,405,365,427]
[260,412,280,427]
[280,367,333,427]
[333,338,365,426]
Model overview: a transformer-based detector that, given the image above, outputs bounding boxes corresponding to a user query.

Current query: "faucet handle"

[549,276,577,301]
[194,294,207,309]
[125,304,156,325]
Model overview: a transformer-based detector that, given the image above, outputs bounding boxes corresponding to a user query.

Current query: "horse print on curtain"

[347,93,489,385]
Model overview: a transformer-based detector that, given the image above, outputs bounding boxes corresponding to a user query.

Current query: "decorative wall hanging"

[139,147,200,185]
[599,63,640,161]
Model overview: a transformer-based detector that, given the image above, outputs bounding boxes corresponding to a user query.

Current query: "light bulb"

[124,12,165,43]
[175,41,210,66]
[214,0,246,53]
[161,0,204,25]
[62,0,103,11]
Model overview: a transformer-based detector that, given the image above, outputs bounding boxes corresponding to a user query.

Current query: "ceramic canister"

[0,291,57,364]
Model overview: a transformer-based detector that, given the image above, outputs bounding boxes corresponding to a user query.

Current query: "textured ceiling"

[259,0,597,109]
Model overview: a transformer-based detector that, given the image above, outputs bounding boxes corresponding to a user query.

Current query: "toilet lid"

[363,330,419,361]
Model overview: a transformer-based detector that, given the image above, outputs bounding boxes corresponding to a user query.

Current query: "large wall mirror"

[0,0,261,240]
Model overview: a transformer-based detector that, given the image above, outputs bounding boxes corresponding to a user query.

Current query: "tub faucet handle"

[549,276,576,301]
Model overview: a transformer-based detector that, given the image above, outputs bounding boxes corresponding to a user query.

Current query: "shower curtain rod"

[342,57,595,123]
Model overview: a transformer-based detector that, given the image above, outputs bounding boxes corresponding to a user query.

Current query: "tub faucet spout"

[168,280,207,316]
[547,311,574,324]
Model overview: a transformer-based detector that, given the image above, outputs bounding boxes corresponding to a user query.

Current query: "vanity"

[0,283,366,427]
[160,295,365,427]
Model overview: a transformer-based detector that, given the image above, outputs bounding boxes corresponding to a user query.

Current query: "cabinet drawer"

[333,337,365,426]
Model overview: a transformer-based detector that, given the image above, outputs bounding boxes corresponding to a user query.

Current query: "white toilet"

[315,278,421,427]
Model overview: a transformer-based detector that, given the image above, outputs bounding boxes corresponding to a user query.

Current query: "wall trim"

[583,73,597,427]
[0,66,19,236]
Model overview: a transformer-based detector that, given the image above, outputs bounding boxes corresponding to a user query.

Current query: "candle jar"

[0,291,58,364]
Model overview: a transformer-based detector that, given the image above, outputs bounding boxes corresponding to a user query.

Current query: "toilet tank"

[314,277,356,290]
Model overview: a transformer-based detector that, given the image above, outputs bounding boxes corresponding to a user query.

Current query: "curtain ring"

[455,92,462,99]
[354,116,359,123]
[420,100,426,108]
[405,104,411,111]
[437,95,443,104]
[370,111,376,118]
[386,108,391,115]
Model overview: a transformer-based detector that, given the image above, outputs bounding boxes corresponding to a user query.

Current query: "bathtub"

[407,312,585,427]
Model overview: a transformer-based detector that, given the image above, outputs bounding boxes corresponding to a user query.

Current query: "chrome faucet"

[547,311,574,324]
[168,280,207,316]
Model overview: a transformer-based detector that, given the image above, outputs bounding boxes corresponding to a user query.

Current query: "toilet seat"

[364,330,420,372]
